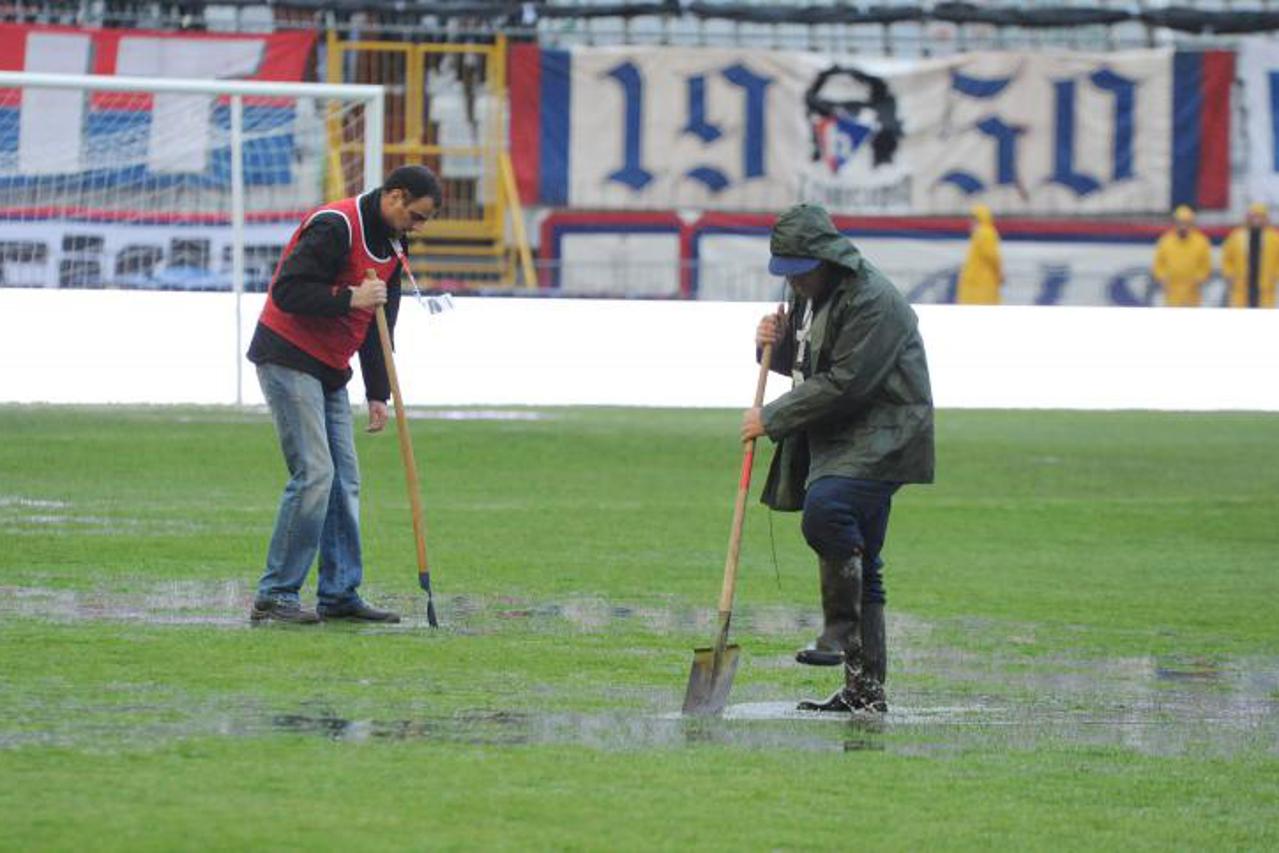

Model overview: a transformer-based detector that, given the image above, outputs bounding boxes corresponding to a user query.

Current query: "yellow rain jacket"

[1151,228,1212,307]
[956,205,1002,305]
[1221,226,1279,308]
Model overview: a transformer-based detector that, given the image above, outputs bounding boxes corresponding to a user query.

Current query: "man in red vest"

[246,165,442,624]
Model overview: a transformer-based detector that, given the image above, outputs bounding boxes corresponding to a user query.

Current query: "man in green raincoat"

[741,203,935,712]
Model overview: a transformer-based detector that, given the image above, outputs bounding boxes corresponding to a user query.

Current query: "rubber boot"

[838,602,887,712]
[860,602,886,686]
[795,552,863,666]
[796,555,867,712]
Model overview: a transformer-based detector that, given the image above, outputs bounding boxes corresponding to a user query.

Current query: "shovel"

[371,270,438,627]
[682,342,773,715]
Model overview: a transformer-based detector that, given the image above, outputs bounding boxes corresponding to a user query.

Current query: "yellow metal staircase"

[325,32,536,289]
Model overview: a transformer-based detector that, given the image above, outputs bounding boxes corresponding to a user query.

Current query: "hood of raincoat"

[768,203,864,275]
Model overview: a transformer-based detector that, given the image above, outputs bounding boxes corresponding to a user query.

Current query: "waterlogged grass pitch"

[1,406,1277,849]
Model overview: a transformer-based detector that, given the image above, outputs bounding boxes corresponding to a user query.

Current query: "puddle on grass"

[6,689,1275,757]
[0,494,208,536]
[264,708,887,753]
[5,674,1275,758]
[242,673,1279,757]
[22,687,1258,757]
[0,583,830,636]
[1,582,251,626]
[2,582,1277,757]
[0,495,71,509]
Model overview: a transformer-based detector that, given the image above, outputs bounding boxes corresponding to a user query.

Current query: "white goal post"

[0,70,385,403]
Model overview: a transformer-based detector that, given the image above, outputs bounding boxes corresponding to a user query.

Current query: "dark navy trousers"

[801,476,901,605]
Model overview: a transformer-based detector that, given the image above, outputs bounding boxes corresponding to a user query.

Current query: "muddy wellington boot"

[860,602,887,688]
[797,657,886,714]
[795,552,863,667]
[824,601,888,712]
[797,554,867,712]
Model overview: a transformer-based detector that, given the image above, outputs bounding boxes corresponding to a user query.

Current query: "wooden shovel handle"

[717,343,773,616]
[374,303,429,576]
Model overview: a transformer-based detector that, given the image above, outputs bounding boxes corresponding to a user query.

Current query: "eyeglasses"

[396,188,439,225]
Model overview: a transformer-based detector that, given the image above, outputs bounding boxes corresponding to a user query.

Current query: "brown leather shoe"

[317,600,401,623]
[250,599,321,625]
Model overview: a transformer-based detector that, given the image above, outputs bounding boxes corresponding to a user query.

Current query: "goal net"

[0,72,384,291]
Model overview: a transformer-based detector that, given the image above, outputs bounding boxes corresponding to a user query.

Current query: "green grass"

[4,741,1276,851]
[1,405,1277,850]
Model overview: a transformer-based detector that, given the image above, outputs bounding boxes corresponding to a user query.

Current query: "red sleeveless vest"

[259,194,400,370]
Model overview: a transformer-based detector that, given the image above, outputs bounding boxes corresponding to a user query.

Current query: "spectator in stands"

[955,203,1003,305]
[246,165,442,625]
[1151,205,1212,307]
[1222,202,1279,308]
[743,203,934,714]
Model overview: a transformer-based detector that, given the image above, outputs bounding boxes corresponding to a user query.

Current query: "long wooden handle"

[716,343,773,619]
[375,304,429,577]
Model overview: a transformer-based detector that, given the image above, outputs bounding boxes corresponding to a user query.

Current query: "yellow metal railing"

[499,151,537,288]
[324,31,533,287]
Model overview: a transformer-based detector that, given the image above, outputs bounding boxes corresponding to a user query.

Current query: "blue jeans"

[256,363,364,608]
[801,477,901,605]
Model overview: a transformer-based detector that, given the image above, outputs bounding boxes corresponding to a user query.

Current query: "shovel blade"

[681,644,741,716]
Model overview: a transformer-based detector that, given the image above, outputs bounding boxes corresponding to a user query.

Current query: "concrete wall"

[3,290,1277,411]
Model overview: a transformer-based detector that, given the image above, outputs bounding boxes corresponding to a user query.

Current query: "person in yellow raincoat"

[1221,202,1279,308]
[1151,205,1212,307]
[956,204,1002,304]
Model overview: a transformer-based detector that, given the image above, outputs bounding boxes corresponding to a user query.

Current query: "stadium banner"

[512,45,1233,215]
[537,210,688,296]
[0,24,316,184]
[0,22,314,79]
[1240,38,1279,206]
[1171,50,1234,210]
[689,213,1234,305]
[0,219,294,291]
[538,211,1235,307]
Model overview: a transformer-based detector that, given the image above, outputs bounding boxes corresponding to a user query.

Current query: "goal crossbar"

[0,71,386,187]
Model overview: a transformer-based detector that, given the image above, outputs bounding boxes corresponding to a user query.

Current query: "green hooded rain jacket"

[760,204,935,511]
